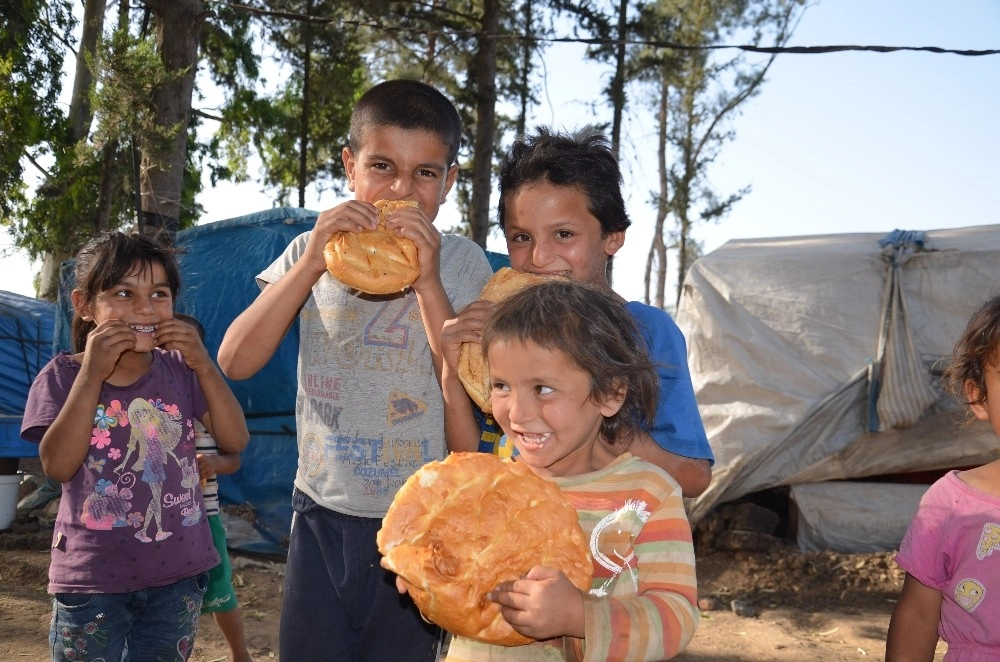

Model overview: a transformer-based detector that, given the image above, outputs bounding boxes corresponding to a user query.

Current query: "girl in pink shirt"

[887,294,1000,661]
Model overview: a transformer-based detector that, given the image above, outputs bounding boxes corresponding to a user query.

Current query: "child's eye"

[113,289,131,298]
[555,230,574,240]
[416,168,438,179]
[491,382,510,393]
[535,385,553,395]
[508,233,531,243]
[151,290,171,299]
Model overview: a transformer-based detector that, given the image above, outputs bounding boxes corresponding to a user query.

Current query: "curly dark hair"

[944,294,1000,409]
[481,279,657,445]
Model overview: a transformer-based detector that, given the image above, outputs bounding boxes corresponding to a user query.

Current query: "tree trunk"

[609,0,628,159]
[138,0,207,241]
[468,0,500,248]
[652,69,669,310]
[297,0,313,208]
[67,0,106,140]
[516,0,533,137]
[39,0,106,301]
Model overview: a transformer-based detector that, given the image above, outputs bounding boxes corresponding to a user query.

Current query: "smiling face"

[503,181,625,289]
[342,125,458,222]
[487,337,624,478]
[77,261,175,353]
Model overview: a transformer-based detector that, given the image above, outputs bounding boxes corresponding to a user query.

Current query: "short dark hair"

[945,294,1000,409]
[71,232,182,352]
[348,79,462,165]
[497,126,630,235]
[481,279,657,445]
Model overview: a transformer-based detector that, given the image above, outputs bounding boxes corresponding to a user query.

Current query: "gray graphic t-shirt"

[259,230,491,517]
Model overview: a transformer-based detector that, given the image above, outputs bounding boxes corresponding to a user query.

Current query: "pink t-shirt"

[895,470,1000,660]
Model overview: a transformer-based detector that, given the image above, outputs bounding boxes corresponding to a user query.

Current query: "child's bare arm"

[218,201,379,380]
[197,451,242,479]
[885,573,943,661]
[441,302,495,453]
[386,204,452,378]
[623,433,712,498]
[155,318,249,454]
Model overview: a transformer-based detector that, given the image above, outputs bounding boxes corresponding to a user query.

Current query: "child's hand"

[395,576,409,595]
[195,453,218,481]
[488,565,586,640]
[383,204,442,292]
[308,201,381,274]
[441,301,495,374]
[153,317,212,374]
[80,319,140,380]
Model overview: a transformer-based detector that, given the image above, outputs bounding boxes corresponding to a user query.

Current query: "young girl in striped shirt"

[445,279,699,661]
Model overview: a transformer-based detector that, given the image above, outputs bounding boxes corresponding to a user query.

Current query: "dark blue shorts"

[279,488,444,661]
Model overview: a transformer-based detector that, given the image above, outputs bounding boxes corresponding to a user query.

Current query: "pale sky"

[4,0,998,304]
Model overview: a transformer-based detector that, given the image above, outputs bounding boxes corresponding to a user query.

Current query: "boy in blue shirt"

[441,126,713,497]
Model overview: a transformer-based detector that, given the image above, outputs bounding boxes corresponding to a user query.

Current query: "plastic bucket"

[0,473,20,529]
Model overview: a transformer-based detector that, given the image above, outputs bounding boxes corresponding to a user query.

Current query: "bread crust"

[324,199,420,294]
[458,268,548,412]
[377,452,592,646]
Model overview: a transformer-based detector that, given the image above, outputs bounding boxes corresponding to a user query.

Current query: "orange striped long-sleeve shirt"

[446,453,699,661]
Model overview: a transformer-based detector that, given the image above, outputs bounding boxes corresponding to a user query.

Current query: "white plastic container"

[0,473,21,529]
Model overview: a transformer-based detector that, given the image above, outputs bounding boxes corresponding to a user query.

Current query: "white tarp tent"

[678,224,1000,526]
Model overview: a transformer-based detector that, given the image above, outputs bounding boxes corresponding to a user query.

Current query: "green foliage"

[208,0,367,204]
[91,29,183,160]
[0,0,75,223]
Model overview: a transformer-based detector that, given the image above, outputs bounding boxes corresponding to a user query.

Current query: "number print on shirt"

[364,298,414,349]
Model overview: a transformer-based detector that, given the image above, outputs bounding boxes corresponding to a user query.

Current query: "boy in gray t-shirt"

[219,79,492,660]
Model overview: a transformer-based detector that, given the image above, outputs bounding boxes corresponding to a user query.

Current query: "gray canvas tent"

[677,224,1000,549]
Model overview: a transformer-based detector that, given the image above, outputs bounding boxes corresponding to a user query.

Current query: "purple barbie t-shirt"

[21,349,220,593]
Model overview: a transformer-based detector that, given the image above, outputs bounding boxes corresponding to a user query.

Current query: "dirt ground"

[0,472,949,661]
[0,526,949,662]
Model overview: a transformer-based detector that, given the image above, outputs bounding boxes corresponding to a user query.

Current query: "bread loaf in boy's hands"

[377,452,592,646]
[324,199,420,294]
[458,268,548,412]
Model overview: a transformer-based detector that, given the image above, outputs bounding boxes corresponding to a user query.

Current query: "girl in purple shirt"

[21,232,248,662]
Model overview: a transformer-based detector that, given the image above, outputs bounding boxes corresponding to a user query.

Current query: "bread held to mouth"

[377,452,592,646]
[458,267,549,412]
[324,199,420,294]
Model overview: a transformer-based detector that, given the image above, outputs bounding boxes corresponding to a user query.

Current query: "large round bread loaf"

[377,452,592,646]
[457,268,548,412]
[324,199,420,294]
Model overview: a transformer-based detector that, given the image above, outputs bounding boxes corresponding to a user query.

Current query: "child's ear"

[604,229,626,257]
[599,381,627,418]
[70,290,93,322]
[342,146,357,192]
[440,164,459,203]
[965,379,990,421]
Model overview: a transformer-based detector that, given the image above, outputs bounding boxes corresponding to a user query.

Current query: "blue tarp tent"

[53,208,509,555]
[0,290,55,459]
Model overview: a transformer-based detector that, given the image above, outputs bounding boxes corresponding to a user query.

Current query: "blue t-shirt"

[624,301,713,463]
